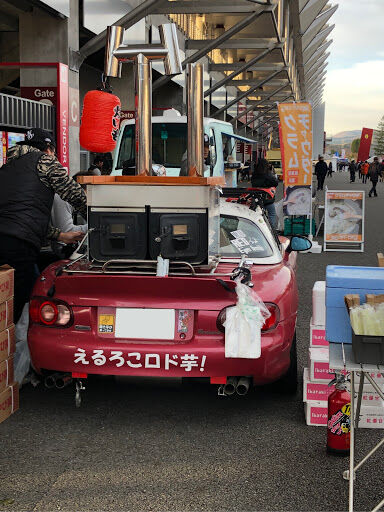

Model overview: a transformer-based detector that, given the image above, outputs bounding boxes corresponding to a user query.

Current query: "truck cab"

[112,111,253,187]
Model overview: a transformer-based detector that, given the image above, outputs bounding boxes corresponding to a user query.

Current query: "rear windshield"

[219,215,273,258]
[116,123,188,169]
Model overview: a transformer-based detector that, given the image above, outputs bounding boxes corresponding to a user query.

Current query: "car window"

[116,123,188,169]
[219,214,273,258]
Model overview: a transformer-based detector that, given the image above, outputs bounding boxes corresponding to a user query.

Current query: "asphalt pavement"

[1,171,383,512]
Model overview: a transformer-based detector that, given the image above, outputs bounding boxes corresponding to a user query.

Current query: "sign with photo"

[324,191,365,251]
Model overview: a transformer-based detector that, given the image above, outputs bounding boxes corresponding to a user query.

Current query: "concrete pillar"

[19,0,81,173]
[312,102,325,159]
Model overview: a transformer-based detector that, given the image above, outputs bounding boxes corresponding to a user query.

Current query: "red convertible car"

[28,194,309,404]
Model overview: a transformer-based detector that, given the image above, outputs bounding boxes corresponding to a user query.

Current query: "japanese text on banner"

[278,103,313,187]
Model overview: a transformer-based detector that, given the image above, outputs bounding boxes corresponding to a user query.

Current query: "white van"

[112,110,256,187]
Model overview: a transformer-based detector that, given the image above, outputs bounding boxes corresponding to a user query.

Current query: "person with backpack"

[361,161,369,183]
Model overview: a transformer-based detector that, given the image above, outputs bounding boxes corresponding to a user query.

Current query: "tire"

[269,332,298,394]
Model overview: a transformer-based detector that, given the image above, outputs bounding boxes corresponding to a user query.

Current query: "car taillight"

[30,297,73,328]
[262,303,280,332]
[216,303,280,333]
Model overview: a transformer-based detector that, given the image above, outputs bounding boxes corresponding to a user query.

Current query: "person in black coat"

[349,160,357,183]
[314,156,328,191]
[251,158,279,228]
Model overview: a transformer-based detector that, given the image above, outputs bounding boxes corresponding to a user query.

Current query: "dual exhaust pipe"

[45,373,72,390]
[222,376,251,396]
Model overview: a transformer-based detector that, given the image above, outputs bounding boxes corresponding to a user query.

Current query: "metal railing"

[0,93,55,132]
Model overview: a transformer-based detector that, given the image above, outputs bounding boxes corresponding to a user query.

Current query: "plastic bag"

[224,280,270,359]
[14,303,31,386]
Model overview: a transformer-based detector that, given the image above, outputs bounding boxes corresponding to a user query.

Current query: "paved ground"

[1,172,383,512]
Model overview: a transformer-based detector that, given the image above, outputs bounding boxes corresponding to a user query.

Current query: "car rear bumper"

[28,318,295,384]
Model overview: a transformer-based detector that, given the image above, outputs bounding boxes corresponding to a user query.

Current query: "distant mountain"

[331,130,361,144]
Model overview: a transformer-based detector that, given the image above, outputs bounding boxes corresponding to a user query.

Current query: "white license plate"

[115,308,175,340]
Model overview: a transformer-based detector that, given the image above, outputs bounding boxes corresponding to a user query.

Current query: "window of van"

[116,123,188,170]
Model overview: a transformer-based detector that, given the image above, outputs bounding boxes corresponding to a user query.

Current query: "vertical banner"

[56,63,69,173]
[278,102,313,216]
[357,127,373,162]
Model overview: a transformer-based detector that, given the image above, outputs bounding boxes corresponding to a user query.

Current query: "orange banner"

[278,102,313,187]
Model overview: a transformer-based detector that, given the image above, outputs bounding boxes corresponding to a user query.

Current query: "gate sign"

[278,102,312,215]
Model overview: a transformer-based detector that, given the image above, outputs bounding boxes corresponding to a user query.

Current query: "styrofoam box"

[309,347,348,382]
[358,405,384,429]
[312,281,326,326]
[310,319,328,347]
[304,400,328,426]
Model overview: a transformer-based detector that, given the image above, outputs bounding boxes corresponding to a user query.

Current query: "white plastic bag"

[224,281,270,359]
[14,303,31,386]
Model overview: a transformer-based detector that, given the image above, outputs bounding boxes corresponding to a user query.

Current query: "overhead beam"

[209,63,284,72]
[205,46,277,97]
[186,38,282,50]
[153,1,275,14]
[212,69,286,118]
[153,7,269,91]
[242,92,293,128]
[230,83,289,122]
[227,77,288,86]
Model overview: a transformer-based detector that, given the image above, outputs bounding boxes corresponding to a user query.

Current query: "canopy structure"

[0,0,338,157]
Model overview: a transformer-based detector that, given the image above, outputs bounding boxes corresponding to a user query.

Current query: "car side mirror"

[287,235,312,253]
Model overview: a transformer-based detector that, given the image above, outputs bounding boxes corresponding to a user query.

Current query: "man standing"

[0,128,87,322]
[368,157,382,197]
[314,156,328,191]
[349,160,357,183]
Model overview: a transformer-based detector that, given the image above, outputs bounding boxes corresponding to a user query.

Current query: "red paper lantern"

[80,90,121,153]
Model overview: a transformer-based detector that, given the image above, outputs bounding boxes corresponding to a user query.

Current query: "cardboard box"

[0,356,13,394]
[0,299,13,332]
[0,265,14,304]
[358,405,384,429]
[354,371,384,386]
[304,400,328,426]
[0,383,19,425]
[0,325,15,363]
[309,347,333,382]
[310,319,328,347]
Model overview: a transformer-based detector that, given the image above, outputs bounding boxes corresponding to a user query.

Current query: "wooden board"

[77,175,225,186]
[377,252,384,267]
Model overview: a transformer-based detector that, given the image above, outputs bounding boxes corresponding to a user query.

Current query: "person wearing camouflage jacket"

[0,127,87,322]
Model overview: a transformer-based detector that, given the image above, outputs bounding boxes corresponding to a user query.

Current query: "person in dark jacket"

[314,156,328,191]
[251,158,278,228]
[0,128,87,322]
[327,161,333,177]
[368,157,382,197]
[349,160,357,183]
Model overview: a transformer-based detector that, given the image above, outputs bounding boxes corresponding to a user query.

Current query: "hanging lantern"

[79,90,121,153]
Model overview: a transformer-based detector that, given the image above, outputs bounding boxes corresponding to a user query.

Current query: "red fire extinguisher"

[327,373,351,456]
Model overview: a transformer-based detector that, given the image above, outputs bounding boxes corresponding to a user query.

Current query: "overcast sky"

[324,0,384,136]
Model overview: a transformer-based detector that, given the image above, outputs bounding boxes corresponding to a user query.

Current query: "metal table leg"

[349,371,355,512]
[355,371,365,428]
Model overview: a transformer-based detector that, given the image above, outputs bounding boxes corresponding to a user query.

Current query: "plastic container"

[326,266,384,344]
[352,330,384,365]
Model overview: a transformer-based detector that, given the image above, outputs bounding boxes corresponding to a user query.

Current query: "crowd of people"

[314,156,384,197]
